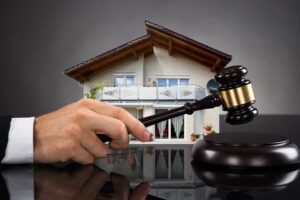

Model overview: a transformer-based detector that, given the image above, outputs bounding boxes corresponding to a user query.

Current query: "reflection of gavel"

[99,65,258,142]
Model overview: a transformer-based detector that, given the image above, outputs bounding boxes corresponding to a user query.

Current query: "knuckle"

[77,98,95,107]
[73,109,90,122]
[111,122,129,150]
[112,107,127,120]
[116,122,127,136]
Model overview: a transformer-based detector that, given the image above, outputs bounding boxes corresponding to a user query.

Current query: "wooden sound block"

[192,133,300,168]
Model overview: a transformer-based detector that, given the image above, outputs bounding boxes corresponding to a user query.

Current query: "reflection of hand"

[34,99,150,164]
[35,165,108,200]
[97,173,150,200]
[34,165,150,200]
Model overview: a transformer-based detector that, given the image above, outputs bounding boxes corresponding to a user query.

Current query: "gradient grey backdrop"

[1,0,300,141]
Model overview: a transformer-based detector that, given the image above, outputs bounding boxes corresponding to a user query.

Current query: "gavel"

[99,65,258,142]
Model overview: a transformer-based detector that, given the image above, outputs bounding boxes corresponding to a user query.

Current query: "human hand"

[34,99,150,164]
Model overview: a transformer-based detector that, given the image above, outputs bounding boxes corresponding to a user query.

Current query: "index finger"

[78,99,150,142]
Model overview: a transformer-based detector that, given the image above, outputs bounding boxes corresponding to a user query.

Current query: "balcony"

[96,85,205,101]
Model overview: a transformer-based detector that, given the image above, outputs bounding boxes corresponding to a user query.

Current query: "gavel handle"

[98,94,222,143]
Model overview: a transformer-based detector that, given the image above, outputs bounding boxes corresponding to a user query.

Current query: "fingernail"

[143,130,151,141]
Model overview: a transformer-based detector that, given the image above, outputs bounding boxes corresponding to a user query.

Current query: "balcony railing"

[96,85,206,101]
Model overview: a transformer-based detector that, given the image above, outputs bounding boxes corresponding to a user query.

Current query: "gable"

[145,21,231,72]
[64,21,232,83]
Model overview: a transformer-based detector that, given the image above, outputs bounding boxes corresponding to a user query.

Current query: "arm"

[1,99,150,164]
[34,99,150,164]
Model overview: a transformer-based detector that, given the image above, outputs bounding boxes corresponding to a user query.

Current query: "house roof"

[64,21,232,83]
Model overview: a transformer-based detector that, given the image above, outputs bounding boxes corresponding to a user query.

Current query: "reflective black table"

[0,144,300,200]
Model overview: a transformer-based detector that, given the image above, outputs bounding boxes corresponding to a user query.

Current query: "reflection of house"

[95,145,210,200]
[64,21,232,143]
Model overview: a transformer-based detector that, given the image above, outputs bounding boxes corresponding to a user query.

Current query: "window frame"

[114,73,136,87]
[156,78,190,87]
[154,108,185,140]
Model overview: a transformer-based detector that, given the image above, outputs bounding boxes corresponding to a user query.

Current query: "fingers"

[80,130,109,158]
[34,98,150,165]
[77,99,150,142]
[66,107,131,162]
[94,116,129,149]
[70,145,95,164]
[108,106,149,142]
[74,110,129,149]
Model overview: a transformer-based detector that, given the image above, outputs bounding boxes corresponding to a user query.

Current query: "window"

[156,78,189,87]
[114,74,135,86]
[179,79,189,85]
[157,79,167,87]
[155,109,184,140]
[169,79,178,87]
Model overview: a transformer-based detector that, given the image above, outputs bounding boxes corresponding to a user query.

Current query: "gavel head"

[215,65,258,125]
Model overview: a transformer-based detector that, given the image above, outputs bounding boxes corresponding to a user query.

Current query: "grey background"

[0,0,299,140]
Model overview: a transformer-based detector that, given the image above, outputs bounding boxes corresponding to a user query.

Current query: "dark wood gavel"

[98,65,258,143]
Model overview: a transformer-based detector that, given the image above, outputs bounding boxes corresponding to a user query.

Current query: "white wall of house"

[82,55,144,94]
[144,47,214,87]
[144,47,219,132]
[143,105,155,134]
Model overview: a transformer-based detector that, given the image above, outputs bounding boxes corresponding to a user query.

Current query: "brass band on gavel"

[219,83,255,109]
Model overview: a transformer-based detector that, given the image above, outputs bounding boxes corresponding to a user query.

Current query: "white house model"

[64,21,232,144]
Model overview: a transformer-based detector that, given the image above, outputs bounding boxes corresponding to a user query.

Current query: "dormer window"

[114,74,135,86]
